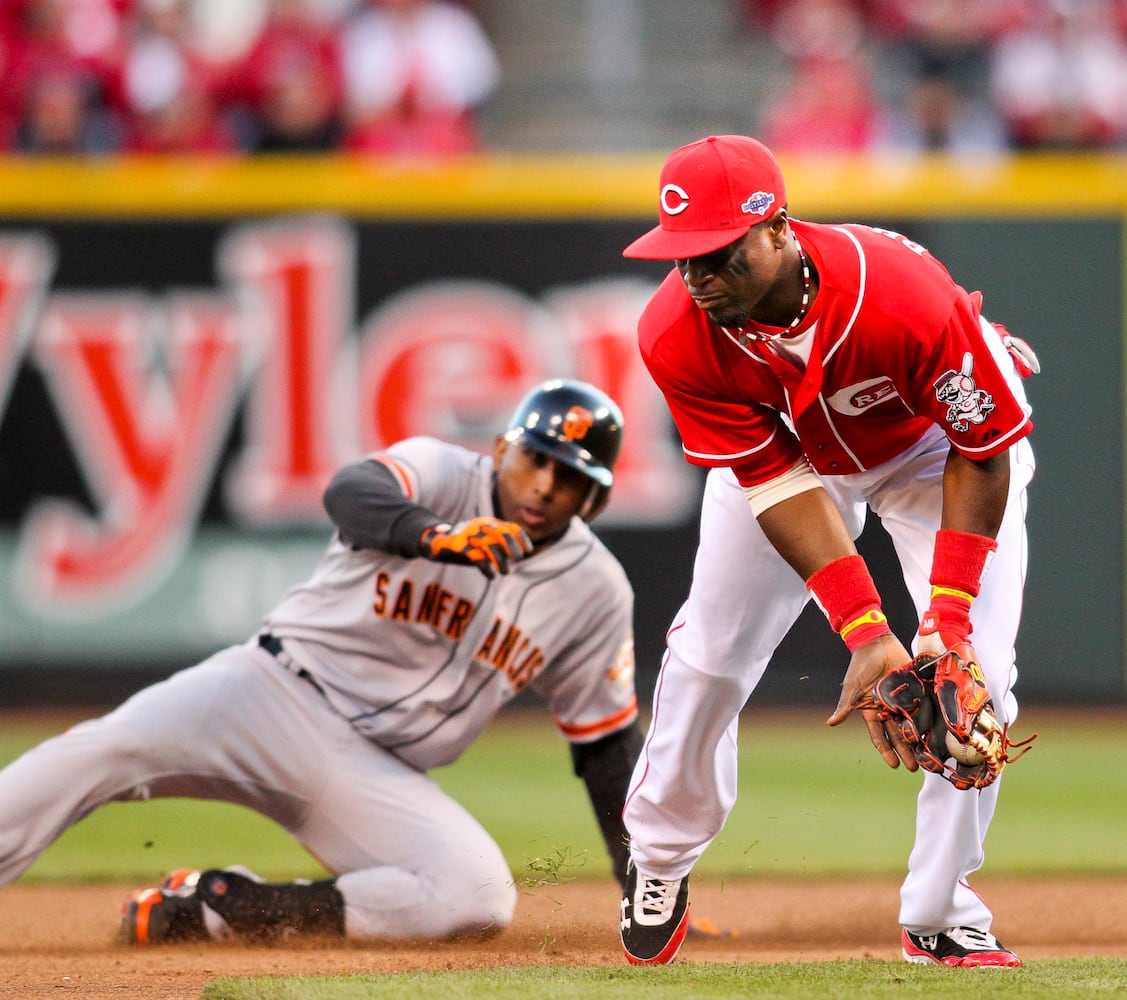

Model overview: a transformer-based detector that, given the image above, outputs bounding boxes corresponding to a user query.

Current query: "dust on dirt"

[2,876,1125,999]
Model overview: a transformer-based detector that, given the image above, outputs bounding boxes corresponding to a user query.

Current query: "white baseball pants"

[625,422,1034,935]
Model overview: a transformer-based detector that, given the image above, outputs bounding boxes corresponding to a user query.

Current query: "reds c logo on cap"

[623,135,788,260]
[660,183,690,216]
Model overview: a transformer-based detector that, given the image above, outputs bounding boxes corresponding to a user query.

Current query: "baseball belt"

[258,633,327,698]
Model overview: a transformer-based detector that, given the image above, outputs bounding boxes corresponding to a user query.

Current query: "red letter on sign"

[221,220,353,523]
[17,294,245,612]
[0,236,54,422]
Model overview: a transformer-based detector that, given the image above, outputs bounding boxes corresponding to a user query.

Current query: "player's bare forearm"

[756,487,858,580]
[940,449,1010,537]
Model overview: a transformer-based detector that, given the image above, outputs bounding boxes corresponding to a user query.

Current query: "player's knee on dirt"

[335,862,517,940]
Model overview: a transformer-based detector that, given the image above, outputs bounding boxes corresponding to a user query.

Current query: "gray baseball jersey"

[0,433,637,939]
[264,435,638,770]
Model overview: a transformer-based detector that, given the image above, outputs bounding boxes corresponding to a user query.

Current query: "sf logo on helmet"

[561,405,594,442]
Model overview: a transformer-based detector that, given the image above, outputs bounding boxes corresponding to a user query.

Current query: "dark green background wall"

[0,214,1122,705]
[913,219,1123,700]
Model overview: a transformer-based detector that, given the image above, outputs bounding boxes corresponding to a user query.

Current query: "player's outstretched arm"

[323,459,531,578]
[323,459,443,552]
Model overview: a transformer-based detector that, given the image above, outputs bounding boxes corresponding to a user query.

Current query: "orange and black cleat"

[120,869,208,945]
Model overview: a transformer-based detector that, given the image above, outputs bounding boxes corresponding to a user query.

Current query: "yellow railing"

[0,152,1124,218]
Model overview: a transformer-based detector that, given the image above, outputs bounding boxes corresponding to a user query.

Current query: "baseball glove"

[865,647,1036,790]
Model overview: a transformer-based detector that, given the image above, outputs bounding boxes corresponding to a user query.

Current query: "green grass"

[199,959,1127,999]
[6,706,1126,997]
[4,703,1126,884]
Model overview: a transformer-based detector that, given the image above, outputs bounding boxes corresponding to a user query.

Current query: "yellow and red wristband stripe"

[930,585,974,604]
[839,609,889,650]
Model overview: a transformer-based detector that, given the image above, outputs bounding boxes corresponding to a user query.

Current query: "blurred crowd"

[3,0,1127,157]
[749,0,1127,153]
[0,0,501,155]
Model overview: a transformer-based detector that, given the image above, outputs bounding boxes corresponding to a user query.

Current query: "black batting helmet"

[503,379,624,519]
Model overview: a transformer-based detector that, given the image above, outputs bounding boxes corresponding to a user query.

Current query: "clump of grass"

[518,845,589,889]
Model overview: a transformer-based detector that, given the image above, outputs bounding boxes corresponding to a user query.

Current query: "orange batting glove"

[419,517,533,579]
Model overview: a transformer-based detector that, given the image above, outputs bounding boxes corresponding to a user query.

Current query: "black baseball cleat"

[902,926,1021,968]
[121,869,208,945]
[196,867,345,940]
[620,861,691,965]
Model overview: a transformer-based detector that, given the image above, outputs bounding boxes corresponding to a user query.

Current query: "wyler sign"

[0,215,695,672]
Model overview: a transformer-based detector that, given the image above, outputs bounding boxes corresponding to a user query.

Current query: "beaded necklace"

[736,236,812,346]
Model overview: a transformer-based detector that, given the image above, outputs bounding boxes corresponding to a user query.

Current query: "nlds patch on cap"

[623,135,786,261]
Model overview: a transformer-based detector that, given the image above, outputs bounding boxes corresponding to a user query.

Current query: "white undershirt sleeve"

[742,458,823,517]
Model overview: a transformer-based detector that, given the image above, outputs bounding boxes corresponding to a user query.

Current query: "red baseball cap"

[622,135,787,260]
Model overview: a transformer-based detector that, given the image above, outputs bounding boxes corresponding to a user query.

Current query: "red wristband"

[923,589,973,634]
[924,530,998,635]
[806,555,891,652]
[930,529,998,596]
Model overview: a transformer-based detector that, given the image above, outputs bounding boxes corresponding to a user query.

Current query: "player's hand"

[828,632,917,770]
[1002,332,1040,377]
[419,517,533,579]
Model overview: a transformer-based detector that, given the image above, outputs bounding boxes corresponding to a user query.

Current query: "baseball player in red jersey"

[616,136,1038,967]
[0,379,643,944]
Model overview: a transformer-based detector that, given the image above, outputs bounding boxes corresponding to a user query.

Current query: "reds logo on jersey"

[562,405,594,442]
[826,377,901,416]
[934,352,995,432]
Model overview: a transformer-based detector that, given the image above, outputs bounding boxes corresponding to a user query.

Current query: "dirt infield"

[3,876,1126,999]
